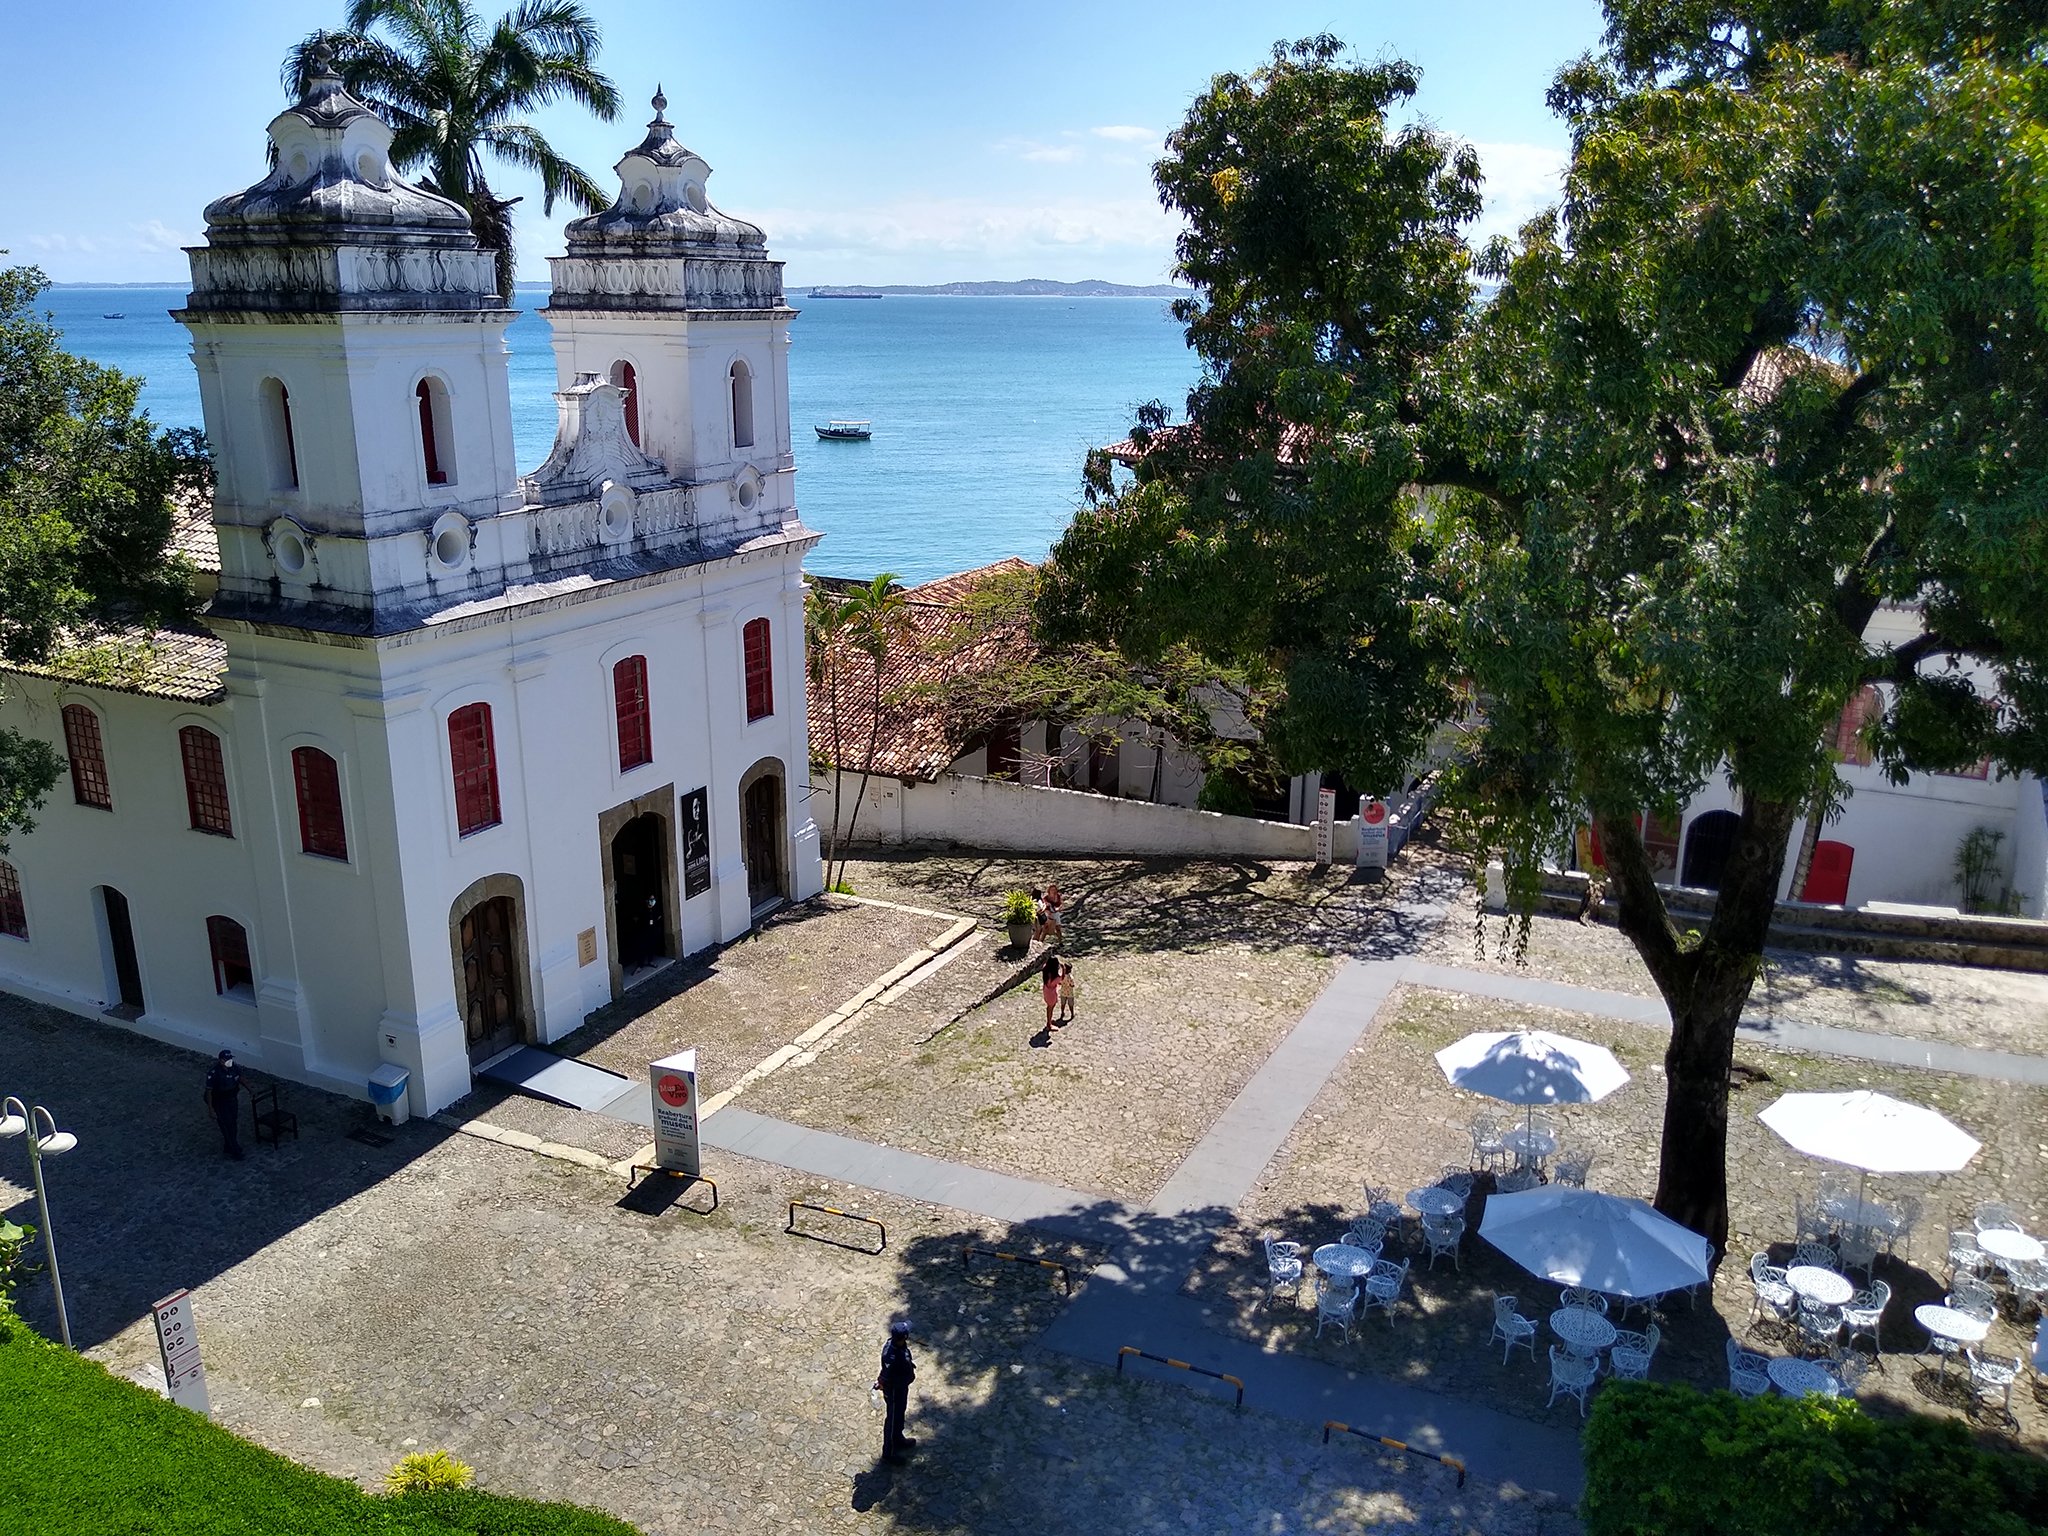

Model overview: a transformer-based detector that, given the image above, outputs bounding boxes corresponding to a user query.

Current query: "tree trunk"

[1594,792,1797,1260]
[837,652,885,892]
[1786,778,1830,903]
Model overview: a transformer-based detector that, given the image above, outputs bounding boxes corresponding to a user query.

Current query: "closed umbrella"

[1758,1089,1980,1218]
[1434,1029,1631,1143]
[1479,1185,1713,1298]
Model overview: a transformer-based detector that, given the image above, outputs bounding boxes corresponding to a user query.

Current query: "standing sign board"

[152,1289,211,1416]
[1356,797,1389,874]
[649,1048,702,1176]
[1313,788,1336,866]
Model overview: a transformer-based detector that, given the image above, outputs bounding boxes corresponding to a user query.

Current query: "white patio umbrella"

[1757,1089,1981,1214]
[1434,1028,1631,1140]
[1479,1186,1713,1298]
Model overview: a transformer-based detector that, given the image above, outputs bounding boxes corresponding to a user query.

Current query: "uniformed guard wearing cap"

[875,1318,917,1463]
[202,1049,248,1160]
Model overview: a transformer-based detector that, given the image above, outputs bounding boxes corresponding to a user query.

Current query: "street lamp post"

[0,1096,77,1348]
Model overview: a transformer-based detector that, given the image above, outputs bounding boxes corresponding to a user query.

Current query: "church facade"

[0,69,822,1115]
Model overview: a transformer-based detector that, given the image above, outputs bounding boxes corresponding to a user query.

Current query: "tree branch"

[1592,810,1693,1001]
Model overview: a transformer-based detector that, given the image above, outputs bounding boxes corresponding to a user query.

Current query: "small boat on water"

[103,312,125,318]
[815,419,872,441]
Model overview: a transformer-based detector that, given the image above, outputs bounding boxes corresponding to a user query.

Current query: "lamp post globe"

[1,1095,76,1349]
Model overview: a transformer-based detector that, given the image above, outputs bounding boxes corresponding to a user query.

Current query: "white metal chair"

[1546,1344,1597,1416]
[1952,1276,1998,1323]
[1362,1183,1403,1229]
[1791,1241,1840,1273]
[1973,1201,2022,1234]
[1966,1349,2021,1424]
[1435,1168,1476,1203]
[1491,1294,1537,1364]
[1794,1195,1833,1245]
[1824,1348,1871,1398]
[1263,1237,1304,1302]
[1748,1253,1796,1333]
[1347,1215,1389,1249]
[1796,1299,1843,1357]
[1726,1338,1772,1397]
[1468,1115,1507,1173]
[2008,1258,2048,1319]
[1550,1149,1593,1188]
[1610,1322,1661,1381]
[1560,1286,1609,1315]
[1840,1280,1890,1358]
[1422,1214,1465,1271]
[1315,1277,1358,1342]
[1836,1228,1879,1282]
[1948,1228,1988,1282]
[1360,1258,1409,1321]
[1497,1167,1540,1194]
[1879,1195,1919,1261]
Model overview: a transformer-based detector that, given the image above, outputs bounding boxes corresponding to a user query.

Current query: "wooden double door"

[459,896,522,1063]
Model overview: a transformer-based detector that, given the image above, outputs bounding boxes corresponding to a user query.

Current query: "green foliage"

[386,1449,476,1494]
[0,1219,35,1311]
[285,1,622,296]
[0,1320,638,1534]
[1953,825,2016,915]
[999,889,1038,926]
[1582,1380,2048,1536]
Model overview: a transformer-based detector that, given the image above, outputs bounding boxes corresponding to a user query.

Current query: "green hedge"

[0,1315,638,1536]
[1583,1380,2048,1536]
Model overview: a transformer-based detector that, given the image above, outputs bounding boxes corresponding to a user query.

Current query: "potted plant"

[999,889,1037,952]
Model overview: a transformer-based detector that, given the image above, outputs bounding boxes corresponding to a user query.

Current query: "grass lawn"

[0,1314,637,1536]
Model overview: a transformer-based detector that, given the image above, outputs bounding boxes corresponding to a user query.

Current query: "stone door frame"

[447,873,536,1062]
[597,782,680,1002]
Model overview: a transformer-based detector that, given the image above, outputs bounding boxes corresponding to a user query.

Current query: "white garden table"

[1787,1265,1855,1308]
[1979,1228,2045,1267]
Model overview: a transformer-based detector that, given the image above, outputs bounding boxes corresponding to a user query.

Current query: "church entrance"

[98,886,145,1015]
[458,895,523,1064]
[610,812,673,979]
[740,763,786,916]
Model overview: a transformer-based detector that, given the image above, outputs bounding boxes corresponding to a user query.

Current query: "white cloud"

[757,194,1179,282]
[132,219,195,253]
[25,233,103,255]
[1089,125,1157,143]
[1468,140,1569,244]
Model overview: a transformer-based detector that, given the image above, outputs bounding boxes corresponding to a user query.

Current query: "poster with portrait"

[681,786,711,898]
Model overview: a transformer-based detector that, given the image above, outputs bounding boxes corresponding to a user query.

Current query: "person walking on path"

[1057,960,1075,1024]
[875,1319,918,1463]
[1040,953,1062,1032]
[202,1049,248,1160]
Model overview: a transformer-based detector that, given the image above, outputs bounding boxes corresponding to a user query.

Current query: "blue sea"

[41,285,1198,585]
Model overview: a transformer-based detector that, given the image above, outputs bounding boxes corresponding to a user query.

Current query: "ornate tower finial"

[651,85,668,122]
[308,41,338,80]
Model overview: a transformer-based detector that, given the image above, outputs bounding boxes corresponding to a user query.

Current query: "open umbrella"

[1434,1028,1631,1141]
[1479,1186,1713,1298]
[1758,1089,1980,1217]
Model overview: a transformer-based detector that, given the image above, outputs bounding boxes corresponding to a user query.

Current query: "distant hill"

[804,279,1188,298]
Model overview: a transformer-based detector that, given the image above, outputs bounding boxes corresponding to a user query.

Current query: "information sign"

[649,1048,702,1176]
[1356,797,1389,874]
[152,1289,211,1417]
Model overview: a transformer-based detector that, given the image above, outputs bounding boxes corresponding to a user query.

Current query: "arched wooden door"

[459,895,522,1063]
[741,771,785,913]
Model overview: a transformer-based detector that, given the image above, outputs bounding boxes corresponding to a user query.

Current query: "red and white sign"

[1356,797,1389,873]
[649,1048,702,1176]
[152,1289,211,1417]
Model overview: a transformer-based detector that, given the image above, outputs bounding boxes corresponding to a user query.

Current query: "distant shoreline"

[50,278,1189,298]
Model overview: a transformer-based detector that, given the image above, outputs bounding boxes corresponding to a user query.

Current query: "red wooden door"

[1801,841,1854,905]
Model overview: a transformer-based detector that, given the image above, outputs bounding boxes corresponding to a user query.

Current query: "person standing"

[1042,878,1064,941]
[202,1049,248,1160]
[1039,953,1061,1033]
[1058,961,1075,1024]
[875,1319,917,1463]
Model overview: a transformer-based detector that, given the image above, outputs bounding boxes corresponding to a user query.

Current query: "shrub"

[386,1449,476,1494]
[1583,1381,2048,1536]
[1000,888,1037,926]
[0,1219,34,1311]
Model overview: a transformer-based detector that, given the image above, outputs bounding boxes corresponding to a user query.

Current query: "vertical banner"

[681,787,711,899]
[1312,787,1336,866]
[152,1289,211,1417]
[649,1048,702,1176]
[1356,796,1389,874]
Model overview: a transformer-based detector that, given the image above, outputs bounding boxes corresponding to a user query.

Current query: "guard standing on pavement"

[202,1049,247,1160]
[876,1319,917,1463]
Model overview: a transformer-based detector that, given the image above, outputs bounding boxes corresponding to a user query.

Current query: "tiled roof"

[168,485,221,574]
[3,621,228,703]
[807,559,1036,781]
[1102,421,1318,469]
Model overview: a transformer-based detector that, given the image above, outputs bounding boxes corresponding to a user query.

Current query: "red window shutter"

[614,656,653,771]
[207,915,252,994]
[448,703,502,835]
[0,861,25,940]
[279,383,300,489]
[417,380,447,485]
[743,618,774,721]
[292,747,348,858]
[1801,841,1855,905]
[617,362,640,446]
[62,704,112,809]
[179,725,234,836]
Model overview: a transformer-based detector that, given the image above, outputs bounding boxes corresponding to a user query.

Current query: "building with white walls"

[0,68,821,1115]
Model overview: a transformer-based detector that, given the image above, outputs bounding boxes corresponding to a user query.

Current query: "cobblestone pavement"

[1191,985,2048,1450]
[1421,909,2048,1057]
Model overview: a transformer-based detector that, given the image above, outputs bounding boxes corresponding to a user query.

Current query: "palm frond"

[484,123,606,214]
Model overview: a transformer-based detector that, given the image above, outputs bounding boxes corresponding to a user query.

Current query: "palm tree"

[285,0,621,297]
[834,574,908,893]
[805,583,855,889]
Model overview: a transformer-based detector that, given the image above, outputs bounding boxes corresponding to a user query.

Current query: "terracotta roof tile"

[3,621,228,703]
[1102,420,1317,469]
[168,485,221,574]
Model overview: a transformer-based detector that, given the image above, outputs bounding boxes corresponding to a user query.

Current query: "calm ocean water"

[42,285,1197,585]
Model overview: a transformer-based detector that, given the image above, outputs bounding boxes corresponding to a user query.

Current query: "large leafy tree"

[287,0,620,297]
[1045,11,2048,1253]
[0,264,199,848]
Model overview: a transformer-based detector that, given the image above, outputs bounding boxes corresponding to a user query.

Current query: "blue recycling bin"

[368,1063,411,1125]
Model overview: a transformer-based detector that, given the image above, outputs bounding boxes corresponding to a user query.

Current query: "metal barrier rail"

[626,1165,719,1213]
[1322,1421,1466,1487]
[786,1200,886,1253]
[1115,1346,1244,1411]
[961,1246,1074,1295]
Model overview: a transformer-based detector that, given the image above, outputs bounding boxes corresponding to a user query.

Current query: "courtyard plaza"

[0,844,2042,1533]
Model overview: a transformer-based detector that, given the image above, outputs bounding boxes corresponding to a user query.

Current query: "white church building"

[0,68,822,1115]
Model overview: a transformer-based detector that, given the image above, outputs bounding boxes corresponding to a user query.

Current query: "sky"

[1,1,1608,289]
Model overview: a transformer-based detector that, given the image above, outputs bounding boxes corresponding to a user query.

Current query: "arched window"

[742,617,773,721]
[179,725,233,836]
[291,746,348,859]
[609,360,640,447]
[0,860,25,940]
[614,656,652,771]
[448,703,502,835]
[1680,809,1741,891]
[206,915,253,997]
[260,377,299,490]
[62,704,111,810]
[416,377,453,486]
[730,359,755,450]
